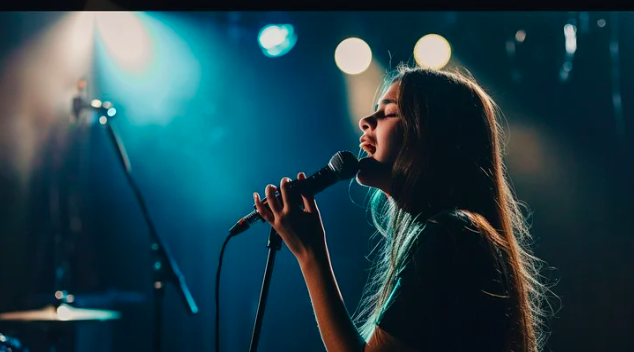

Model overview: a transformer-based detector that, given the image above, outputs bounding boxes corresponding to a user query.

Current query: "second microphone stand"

[101,117,198,352]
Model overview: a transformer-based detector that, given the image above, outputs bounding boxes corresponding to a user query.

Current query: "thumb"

[298,172,318,213]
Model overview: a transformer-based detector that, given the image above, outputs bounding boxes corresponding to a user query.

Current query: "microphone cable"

[215,232,235,352]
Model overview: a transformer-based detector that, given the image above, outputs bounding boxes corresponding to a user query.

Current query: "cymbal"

[30,289,146,306]
[0,304,121,322]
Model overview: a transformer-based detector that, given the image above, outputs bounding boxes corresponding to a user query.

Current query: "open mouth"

[360,142,376,156]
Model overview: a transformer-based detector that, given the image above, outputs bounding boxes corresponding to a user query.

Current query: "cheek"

[381,124,403,162]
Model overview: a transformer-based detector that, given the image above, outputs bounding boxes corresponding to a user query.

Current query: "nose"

[358,114,377,132]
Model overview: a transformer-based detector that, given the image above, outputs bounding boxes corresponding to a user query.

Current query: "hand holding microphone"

[229,151,359,236]
[228,151,359,260]
[253,172,327,261]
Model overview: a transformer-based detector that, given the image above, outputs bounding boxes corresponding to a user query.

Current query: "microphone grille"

[329,150,360,180]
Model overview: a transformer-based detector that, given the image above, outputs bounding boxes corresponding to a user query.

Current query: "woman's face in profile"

[356,82,403,196]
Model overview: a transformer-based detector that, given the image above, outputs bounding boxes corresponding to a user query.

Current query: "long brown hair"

[353,64,551,352]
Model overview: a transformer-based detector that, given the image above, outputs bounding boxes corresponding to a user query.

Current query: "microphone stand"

[249,226,282,352]
[101,118,198,352]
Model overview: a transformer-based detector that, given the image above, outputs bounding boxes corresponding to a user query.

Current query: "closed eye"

[376,113,397,120]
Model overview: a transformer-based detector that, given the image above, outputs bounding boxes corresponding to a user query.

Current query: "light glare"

[564,24,577,55]
[257,24,297,58]
[515,30,526,43]
[56,305,71,321]
[95,12,153,72]
[259,26,288,49]
[335,38,372,75]
[414,34,452,69]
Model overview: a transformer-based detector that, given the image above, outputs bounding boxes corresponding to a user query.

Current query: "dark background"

[0,10,632,352]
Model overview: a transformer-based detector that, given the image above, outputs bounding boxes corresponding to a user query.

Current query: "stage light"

[335,38,372,75]
[99,116,108,125]
[91,99,102,108]
[515,30,526,43]
[414,34,452,69]
[597,19,606,28]
[107,108,117,117]
[95,12,152,72]
[95,13,201,126]
[564,24,577,55]
[258,24,297,57]
[56,305,71,321]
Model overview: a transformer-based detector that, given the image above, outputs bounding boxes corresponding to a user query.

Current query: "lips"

[359,141,376,156]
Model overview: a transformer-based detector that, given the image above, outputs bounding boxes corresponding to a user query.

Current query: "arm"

[298,246,420,352]
[254,176,417,352]
[297,247,365,352]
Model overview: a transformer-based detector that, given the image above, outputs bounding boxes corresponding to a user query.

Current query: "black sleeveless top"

[375,210,513,351]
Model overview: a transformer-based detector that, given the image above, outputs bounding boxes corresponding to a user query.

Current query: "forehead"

[377,82,399,104]
[374,82,399,110]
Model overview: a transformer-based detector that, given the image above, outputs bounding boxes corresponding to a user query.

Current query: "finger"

[298,172,318,213]
[253,192,274,223]
[265,184,282,214]
[280,177,302,213]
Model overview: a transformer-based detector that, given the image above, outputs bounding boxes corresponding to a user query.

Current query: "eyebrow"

[374,99,397,112]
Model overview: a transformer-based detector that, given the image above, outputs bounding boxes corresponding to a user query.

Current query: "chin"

[355,171,375,188]
[355,156,391,194]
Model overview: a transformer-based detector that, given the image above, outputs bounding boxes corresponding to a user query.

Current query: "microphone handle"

[260,164,337,205]
[228,165,338,236]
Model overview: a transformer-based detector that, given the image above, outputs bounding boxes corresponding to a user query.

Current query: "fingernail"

[253,192,258,199]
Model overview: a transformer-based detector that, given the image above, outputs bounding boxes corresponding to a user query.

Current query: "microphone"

[228,150,359,236]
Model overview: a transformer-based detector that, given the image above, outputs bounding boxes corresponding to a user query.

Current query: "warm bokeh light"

[515,29,527,43]
[335,38,372,75]
[56,305,71,321]
[413,34,452,69]
[95,12,153,72]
